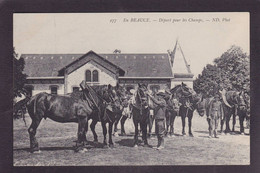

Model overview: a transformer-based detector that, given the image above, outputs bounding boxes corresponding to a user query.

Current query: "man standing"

[147,90,167,150]
[208,94,224,138]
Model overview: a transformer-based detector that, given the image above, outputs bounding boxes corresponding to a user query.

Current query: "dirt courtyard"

[13,112,250,166]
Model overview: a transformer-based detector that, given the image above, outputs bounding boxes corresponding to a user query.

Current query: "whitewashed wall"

[31,84,64,95]
[66,60,117,93]
[171,79,193,89]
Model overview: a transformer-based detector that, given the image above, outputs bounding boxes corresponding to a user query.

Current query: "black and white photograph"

[13,12,250,166]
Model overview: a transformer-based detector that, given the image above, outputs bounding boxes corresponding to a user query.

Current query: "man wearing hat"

[147,90,167,150]
[208,94,224,138]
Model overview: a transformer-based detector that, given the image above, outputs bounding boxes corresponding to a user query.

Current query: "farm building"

[21,41,194,96]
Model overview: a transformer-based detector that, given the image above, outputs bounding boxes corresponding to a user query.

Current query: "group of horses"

[16,81,249,153]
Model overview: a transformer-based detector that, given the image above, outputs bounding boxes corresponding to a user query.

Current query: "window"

[72,87,80,92]
[85,69,99,85]
[50,86,58,95]
[150,85,160,93]
[85,70,91,82]
[93,70,99,82]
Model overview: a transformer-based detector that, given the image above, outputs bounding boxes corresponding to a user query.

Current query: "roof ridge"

[171,40,192,73]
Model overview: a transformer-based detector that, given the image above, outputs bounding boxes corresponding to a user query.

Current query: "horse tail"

[14,95,31,127]
[22,95,32,127]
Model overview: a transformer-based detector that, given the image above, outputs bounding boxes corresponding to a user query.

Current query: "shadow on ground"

[13,146,74,152]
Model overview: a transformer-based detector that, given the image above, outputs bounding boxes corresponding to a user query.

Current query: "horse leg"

[225,112,231,133]
[188,114,194,137]
[113,113,121,136]
[232,113,236,132]
[208,118,212,137]
[165,112,170,136]
[141,121,148,146]
[101,121,108,146]
[28,117,42,153]
[76,117,88,152]
[120,115,127,135]
[108,122,114,147]
[239,113,245,134]
[170,112,176,136]
[90,120,98,142]
[84,120,89,145]
[181,115,186,136]
[133,121,139,147]
[220,115,225,134]
[148,113,154,137]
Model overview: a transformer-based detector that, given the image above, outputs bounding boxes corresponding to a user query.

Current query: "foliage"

[194,45,250,97]
[13,48,28,99]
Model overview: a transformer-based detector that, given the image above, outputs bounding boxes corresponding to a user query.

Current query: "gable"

[64,51,125,76]
[170,40,192,74]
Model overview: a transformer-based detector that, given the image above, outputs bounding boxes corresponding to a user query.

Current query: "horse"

[196,90,247,135]
[82,83,126,147]
[165,94,181,136]
[170,83,202,137]
[113,94,132,136]
[26,90,93,153]
[132,83,151,147]
[220,91,247,134]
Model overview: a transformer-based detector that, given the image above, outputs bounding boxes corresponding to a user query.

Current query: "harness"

[84,85,116,123]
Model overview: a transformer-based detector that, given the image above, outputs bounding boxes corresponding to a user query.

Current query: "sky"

[13,13,249,78]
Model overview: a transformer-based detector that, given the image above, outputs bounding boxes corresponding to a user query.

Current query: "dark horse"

[220,91,247,134]
[26,89,93,153]
[81,83,126,147]
[170,83,202,137]
[132,83,150,147]
[196,90,247,134]
[165,93,181,136]
[113,95,132,136]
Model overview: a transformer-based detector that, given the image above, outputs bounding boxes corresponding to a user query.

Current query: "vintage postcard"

[13,12,250,166]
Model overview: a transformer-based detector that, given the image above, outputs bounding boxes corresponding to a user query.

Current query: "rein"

[137,89,143,114]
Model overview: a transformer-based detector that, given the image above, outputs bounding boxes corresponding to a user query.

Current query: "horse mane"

[170,85,182,94]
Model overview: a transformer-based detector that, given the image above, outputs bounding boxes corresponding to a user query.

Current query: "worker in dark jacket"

[147,90,167,150]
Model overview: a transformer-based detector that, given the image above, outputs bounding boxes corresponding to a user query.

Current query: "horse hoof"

[78,148,88,153]
[114,132,119,137]
[182,133,186,136]
[109,144,114,148]
[32,150,41,154]
[189,133,194,137]
[143,144,149,147]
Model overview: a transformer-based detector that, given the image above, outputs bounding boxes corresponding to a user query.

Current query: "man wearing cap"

[208,94,224,138]
[146,90,167,150]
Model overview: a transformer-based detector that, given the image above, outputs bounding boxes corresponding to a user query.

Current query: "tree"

[13,48,27,99]
[194,45,250,97]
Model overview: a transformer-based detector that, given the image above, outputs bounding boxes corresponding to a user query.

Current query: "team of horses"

[16,81,249,153]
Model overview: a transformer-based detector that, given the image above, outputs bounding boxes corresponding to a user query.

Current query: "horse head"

[136,83,149,107]
[195,94,207,117]
[236,91,247,111]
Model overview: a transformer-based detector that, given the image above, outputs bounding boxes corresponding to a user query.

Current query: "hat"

[156,90,166,97]
[130,89,136,95]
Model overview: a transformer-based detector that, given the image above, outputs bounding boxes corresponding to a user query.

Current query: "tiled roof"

[22,52,173,78]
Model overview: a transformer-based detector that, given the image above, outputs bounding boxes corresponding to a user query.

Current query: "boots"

[156,136,164,150]
[214,129,218,138]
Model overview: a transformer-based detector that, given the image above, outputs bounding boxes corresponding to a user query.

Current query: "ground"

[13,112,250,166]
